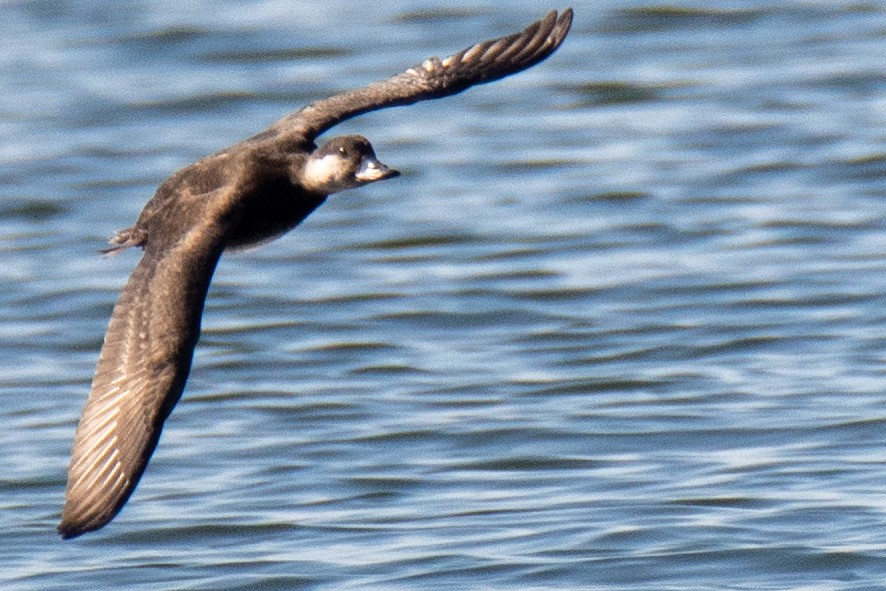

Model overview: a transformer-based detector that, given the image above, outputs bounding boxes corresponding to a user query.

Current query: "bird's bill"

[355,156,400,182]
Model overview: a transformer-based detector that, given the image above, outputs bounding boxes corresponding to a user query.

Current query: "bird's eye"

[338,147,348,156]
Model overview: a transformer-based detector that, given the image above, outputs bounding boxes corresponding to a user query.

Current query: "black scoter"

[59,8,573,539]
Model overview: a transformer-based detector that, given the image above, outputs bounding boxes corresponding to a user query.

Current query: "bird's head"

[302,135,399,194]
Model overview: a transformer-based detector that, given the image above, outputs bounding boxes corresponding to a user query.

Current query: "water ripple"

[1,1,885,590]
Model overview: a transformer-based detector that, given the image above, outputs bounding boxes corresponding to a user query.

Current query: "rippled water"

[2,0,884,589]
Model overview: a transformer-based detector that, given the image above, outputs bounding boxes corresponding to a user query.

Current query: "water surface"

[1,1,884,589]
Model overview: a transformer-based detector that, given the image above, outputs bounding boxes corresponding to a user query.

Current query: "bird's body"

[59,8,573,539]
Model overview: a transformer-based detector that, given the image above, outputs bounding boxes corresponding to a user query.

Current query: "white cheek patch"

[303,154,342,187]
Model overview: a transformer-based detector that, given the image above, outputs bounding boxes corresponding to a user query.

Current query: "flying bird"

[59,8,573,539]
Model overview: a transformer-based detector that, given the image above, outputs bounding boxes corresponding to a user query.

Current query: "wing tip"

[57,515,92,540]
[57,523,82,540]
[541,8,574,52]
[503,8,573,75]
[558,8,575,40]
[450,8,574,79]
[58,501,122,539]
[58,465,132,540]
[58,498,114,539]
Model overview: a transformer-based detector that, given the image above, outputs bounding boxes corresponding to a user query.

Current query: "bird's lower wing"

[267,8,573,143]
[59,228,225,539]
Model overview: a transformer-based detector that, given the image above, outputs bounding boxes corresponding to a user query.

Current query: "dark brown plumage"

[59,8,573,539]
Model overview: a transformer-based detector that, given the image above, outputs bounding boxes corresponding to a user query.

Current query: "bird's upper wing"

[58,213,228,539]
[266,9,572,143]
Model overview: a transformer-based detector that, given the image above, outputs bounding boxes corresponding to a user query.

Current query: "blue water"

[2,0,884,589]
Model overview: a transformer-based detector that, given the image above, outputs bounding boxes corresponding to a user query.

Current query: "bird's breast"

[225,177,327,249]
